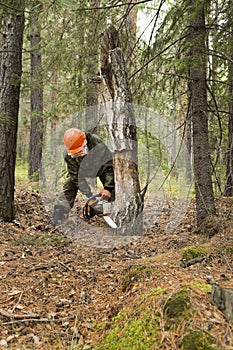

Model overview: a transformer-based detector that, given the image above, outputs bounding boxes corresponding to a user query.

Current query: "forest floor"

[0,182,233,349]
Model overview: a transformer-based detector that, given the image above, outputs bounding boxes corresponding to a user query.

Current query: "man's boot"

[51,205,67,226]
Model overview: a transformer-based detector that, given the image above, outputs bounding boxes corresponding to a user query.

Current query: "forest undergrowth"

[0,182,233,349]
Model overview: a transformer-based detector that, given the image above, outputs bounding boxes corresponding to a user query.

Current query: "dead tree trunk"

[100,26,143,235]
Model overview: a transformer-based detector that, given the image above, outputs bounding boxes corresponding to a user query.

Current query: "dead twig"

[222,251,233,274]
[11,291,23,314]
[28,263,57,272]
[59,261,73,271]
[1,315,75,326]
[28,260,74,272]
[0,308,40,320]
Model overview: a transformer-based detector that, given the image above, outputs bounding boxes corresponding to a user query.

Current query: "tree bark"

[85,0,101,133]
[185,114,192,182]
[188,0,216,226]
[224,95,233,196]
[0,1,25,221]
[123,1,137,63]
[100,26,143,234]
[224,6,233,196]
[28,2,44,180]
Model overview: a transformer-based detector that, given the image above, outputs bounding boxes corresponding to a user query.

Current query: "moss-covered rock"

[95,284,221,350]
[95,287,168,350]
[182,246,209,261]
[181,330,216,350]
[163,289,192,330]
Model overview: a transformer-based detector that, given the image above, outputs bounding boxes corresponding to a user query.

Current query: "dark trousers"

[55,177,78,212]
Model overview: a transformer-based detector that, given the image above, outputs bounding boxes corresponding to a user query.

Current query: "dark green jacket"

[64,133,115,197]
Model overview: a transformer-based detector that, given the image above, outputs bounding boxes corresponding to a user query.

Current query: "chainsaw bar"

[103,215,118,229]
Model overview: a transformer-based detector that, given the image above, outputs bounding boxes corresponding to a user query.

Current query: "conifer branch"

[129,33,190,80]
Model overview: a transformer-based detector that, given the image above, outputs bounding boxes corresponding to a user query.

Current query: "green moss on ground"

[14,233,69,247]
[95,287,205,350]
[96,309,160,350]
[163,288,192,331]
[191,282,212,293]
[122,265,156,292]
[95,287,167,350]
[182,246,210,261]
[181,330,217,350]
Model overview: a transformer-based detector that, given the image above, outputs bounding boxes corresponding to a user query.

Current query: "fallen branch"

[28,260,74,272]
[1,315,75,326]
[180,256,206,268]
[28,263,57,272]
[11,291,23,314]
[0,308,40,320]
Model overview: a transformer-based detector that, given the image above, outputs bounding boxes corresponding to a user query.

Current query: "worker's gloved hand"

[51,205,66,226]
[99,189,111,201]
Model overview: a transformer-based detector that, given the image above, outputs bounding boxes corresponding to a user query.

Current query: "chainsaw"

[83,194,117,229]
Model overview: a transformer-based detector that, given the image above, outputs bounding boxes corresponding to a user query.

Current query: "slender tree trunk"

[86,0,101,133]
[100,26,143,234]
[28,2,43,180]
[224,5,233,196]
[185,115,192,182]
[0,1,25,221]
[123,1,137,64]
[188,0,216,226]
[171,119,178,178]
[224,111,233,196]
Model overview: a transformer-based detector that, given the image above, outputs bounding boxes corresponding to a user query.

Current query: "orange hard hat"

[63,128,86,154]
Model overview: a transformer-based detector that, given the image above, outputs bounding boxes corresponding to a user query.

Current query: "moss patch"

[95,287,168,350]
[164,289,191,329]
[96,309,160,350]
[96,287,194,349]
[191,282,212,293]
[14,233,69,247]
[122,265,156,292]
[181,330,216,350]
[182,246,209,261]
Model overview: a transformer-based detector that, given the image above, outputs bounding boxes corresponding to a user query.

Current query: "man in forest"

[50,128,115,226]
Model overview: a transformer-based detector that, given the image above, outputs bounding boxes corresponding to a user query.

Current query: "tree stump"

[211,284,233,324]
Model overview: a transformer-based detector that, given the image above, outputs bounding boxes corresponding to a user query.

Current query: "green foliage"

[15,157,28,180]
[94,285,170,349]
[15,159,40,190]
[29,169,40,182]
[96,286,218,350]
[16,0,233,210]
